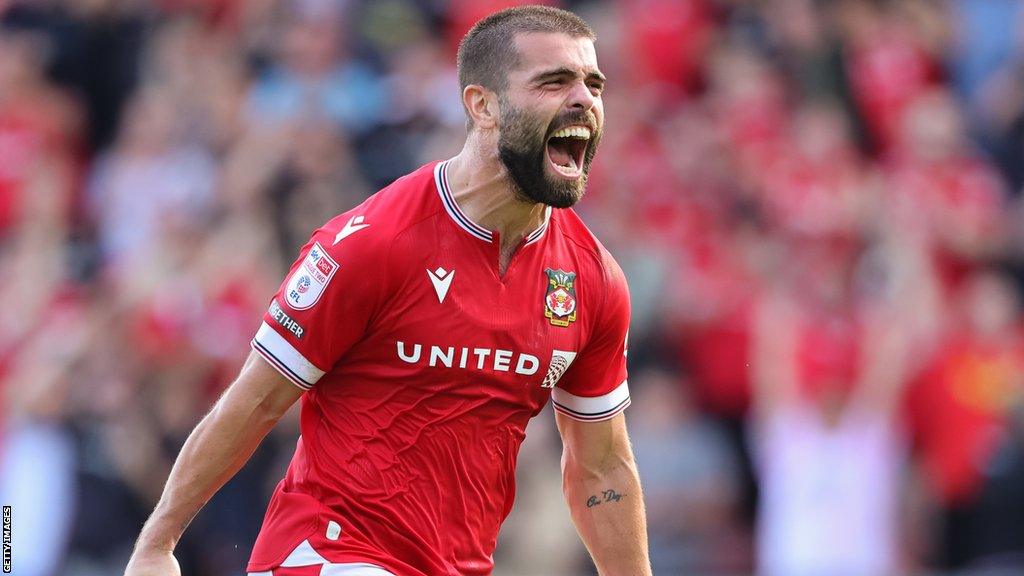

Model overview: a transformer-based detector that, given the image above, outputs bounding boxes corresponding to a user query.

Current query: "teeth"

[550,126,591,139]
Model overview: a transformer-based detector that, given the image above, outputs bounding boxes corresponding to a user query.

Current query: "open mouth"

[545,125,591,179]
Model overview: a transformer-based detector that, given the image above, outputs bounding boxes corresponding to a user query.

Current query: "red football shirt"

[247,160,631,575]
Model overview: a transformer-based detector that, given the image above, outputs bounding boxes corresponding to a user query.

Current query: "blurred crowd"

[2,0,1024,575]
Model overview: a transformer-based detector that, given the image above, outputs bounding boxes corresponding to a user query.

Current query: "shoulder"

[551,208,628,300]
[312,162,443,260]
[278,163,442,311]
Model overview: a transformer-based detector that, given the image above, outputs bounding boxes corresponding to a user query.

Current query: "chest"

[352,235,593,403]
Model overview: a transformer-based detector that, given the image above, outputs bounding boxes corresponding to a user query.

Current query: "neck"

[444,137,549,250]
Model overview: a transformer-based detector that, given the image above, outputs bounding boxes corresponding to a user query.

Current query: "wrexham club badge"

[544,268,578,327]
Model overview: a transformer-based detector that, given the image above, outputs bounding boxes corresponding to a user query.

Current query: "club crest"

[544,268,578,327]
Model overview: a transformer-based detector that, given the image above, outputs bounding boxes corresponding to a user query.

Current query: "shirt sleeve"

[552,255,631,422]
[250,218,387,390]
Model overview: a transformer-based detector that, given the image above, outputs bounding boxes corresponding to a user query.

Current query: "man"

[125,6,651,575]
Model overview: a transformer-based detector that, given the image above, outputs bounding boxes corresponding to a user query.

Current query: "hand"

[124,547,181,576]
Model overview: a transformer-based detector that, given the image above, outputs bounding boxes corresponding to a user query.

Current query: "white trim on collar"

[525,206,552,245]
[434,159,551,245]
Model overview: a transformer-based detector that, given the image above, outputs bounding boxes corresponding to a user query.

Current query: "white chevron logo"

[333,215,369,245]
[427,267,454,304]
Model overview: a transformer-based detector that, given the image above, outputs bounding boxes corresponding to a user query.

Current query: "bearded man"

[125,6,651,575]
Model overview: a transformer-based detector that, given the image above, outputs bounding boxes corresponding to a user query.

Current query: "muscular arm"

[125,351,303,575]
[556,411,651,576]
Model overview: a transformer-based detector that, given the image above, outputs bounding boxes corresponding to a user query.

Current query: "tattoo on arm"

[586,489,625,508]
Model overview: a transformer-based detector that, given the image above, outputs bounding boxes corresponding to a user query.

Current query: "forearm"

[563,454,651,576]
[135,383,284,552]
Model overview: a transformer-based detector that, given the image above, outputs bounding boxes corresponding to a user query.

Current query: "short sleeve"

[251,218,386,390]
[552,256,631,421]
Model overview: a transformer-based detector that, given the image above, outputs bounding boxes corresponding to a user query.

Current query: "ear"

[463,85,500,130]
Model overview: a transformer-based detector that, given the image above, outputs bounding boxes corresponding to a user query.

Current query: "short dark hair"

[457,5,595,96]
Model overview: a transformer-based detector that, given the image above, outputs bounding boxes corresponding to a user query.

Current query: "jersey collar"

[434,159,551,245]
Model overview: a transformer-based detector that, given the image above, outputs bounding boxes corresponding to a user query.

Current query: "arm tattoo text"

[586,489,625,508]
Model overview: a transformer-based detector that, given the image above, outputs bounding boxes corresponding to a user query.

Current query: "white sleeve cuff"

[552,380,630,422]
[251,322,325,390]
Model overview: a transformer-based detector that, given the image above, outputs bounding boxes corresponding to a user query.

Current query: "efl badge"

[544,268,578,327]
[285,242,338,310]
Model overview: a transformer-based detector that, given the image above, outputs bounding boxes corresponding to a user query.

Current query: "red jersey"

[247,161,631,575]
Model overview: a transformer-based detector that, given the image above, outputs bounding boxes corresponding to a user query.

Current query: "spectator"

[245,6,386,134]
[908,270,1024,569]
[87,86,216,272]
[750,239,914,576]
[630,366,746,574]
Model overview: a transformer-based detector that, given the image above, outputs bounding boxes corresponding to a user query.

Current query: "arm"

[124,351,304,576]
[750,289,800,418]
[556,411,651,576]
[849,231,933,416]
[849,311,910,417]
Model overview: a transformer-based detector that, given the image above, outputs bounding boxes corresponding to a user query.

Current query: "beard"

[497,101,601,209]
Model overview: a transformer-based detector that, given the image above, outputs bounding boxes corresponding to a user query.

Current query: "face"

[496,33,605,208]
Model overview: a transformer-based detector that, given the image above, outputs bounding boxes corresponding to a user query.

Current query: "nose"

[567,80,596,113]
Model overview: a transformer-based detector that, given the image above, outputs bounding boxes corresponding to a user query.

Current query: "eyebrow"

[530,67,607,84]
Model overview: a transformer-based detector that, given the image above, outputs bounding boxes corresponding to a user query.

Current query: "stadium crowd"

[2,0,1024,574]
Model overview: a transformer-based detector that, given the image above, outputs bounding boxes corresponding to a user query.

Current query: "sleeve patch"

[283,242,338,310]
[552,380,631,422]
[251,322,325,389]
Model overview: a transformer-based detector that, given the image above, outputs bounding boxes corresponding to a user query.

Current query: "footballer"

[125,6,651,575]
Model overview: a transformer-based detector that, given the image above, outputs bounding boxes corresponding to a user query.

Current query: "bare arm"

[750,290,800,417]
[849,231,932,416]
[556,411,651,576]
[125,351,303,575]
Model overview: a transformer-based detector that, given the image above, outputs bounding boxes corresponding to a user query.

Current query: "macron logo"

[427,267,454,303]
[333,215,369,245]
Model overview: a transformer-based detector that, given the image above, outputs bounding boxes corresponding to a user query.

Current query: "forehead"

[510,32,599,78]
